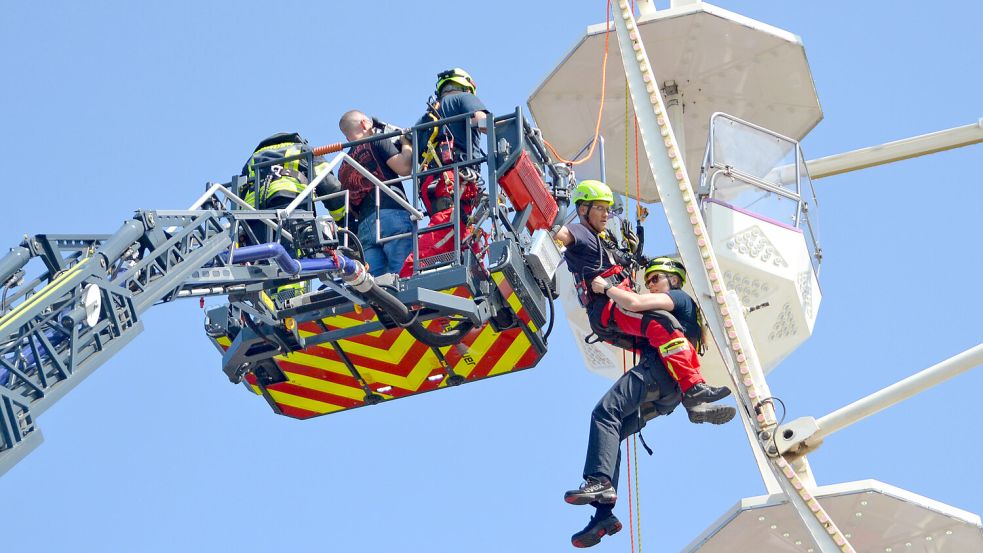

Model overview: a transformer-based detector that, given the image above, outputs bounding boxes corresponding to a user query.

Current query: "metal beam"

[808,118,983,179]
[812,342,983,444]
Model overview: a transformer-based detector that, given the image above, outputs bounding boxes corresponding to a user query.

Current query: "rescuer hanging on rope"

[556,180,736,547]
[554,179,732,418]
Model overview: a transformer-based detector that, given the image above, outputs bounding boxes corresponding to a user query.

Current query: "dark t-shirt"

[416,92,487,160]
[666,289,700,345]
[339,138,408,217]
[563,222,611,282]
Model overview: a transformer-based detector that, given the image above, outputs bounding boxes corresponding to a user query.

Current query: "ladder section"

[0,210,234,476]
[610,3,853,552]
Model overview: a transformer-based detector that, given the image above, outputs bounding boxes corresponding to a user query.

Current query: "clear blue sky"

[2,1,981,552]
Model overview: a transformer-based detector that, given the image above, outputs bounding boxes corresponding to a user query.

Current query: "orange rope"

[542,0,611,166]
[635,117,641,215]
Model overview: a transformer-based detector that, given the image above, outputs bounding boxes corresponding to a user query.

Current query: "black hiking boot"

[681,382,731,408]
[571,513,622,548]
[686,402,737,425]
[564,477,616,506]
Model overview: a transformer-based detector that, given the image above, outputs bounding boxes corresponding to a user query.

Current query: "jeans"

[357,208,414,277]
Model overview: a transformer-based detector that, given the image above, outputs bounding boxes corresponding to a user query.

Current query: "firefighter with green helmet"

[555,179,735,548]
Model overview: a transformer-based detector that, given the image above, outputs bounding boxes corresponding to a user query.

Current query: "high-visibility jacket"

[241,132,345,221]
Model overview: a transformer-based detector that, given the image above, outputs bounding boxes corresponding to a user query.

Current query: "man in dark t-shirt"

[399,68,487,277]
[338,110,414,276]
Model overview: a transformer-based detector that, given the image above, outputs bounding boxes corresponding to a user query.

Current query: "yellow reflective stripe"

[0,259,90,334]
[658,336,690,357]
[330,206,346,222]
[245,178,306,206]
[284,146,301,173]
[665,360,679,381]
[254,142,300,153]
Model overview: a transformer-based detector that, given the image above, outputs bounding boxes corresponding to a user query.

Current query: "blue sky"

[1,1,981,552]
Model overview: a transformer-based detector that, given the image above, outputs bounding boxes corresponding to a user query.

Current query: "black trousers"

[582,352,681,489]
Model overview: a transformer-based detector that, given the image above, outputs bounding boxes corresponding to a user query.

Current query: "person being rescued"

[554,179,733,421]
[399,67,486,277]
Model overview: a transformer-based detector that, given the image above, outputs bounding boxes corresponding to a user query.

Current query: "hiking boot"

[681,382,731,408]
[564,477,616,506]
[571,513,622,548]
[686,402,737,425]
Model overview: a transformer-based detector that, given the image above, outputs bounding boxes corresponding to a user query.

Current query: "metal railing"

[700,112,823,272]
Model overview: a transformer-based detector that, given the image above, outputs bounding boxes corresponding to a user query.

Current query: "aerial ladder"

[0,108,568,475]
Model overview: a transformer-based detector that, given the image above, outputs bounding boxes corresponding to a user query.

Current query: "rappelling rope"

[542,0,611,166]
[622,350,637,553]
[625,66,645,552]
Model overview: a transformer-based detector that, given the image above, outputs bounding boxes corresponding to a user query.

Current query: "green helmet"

[572,180,614,206]
[436,68,476,95]
[645,256,687,287]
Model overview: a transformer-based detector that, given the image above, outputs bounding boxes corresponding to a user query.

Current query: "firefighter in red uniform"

[399,68,486,276]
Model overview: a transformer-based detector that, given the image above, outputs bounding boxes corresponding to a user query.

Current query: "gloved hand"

[621,219,639,254]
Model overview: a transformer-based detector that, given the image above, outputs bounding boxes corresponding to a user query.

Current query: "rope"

[625,78,631,200]
[623,349,637,553]
[635,117,642,219]
[542,0,611,166]
[623,13,643,548]
[631,83,644,553]
[633,432,642,552]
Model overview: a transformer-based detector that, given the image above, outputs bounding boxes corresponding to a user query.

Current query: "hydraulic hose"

[226,243,359,276]
[343,265,474,348]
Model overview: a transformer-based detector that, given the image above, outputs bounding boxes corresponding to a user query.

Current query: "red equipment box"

[497,150,559,233]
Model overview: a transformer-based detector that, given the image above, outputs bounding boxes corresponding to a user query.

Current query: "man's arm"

[591,276,675,312]
[386,139,414,176]
[554,224,574,247]
[473,110,488,134]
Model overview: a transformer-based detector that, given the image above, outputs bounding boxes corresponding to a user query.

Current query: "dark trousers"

[583,352,682,490]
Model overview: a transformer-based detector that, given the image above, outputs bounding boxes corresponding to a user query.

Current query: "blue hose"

[226,243,359,276]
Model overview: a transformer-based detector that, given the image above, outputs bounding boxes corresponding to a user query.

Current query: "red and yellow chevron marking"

[491,271,538,331]
[208,283,546,420]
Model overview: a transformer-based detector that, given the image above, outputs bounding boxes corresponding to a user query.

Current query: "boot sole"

[564,491,617,506]
[687,404,736,425]
[572,519,623,548]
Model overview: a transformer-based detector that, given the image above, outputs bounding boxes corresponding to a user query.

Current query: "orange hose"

[542,0,612,166]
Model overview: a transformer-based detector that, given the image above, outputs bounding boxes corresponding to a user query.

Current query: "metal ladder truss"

[0,106,571,474]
